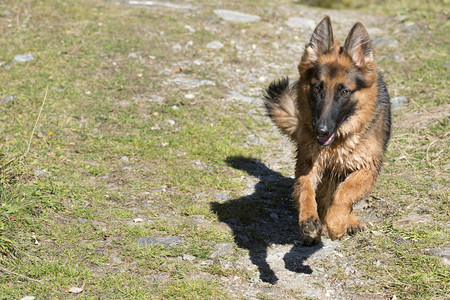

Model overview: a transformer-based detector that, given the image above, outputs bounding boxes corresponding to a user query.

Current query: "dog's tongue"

[318,133,335,146]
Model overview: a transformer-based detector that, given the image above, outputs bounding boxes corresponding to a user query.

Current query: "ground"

[0,0,448,299]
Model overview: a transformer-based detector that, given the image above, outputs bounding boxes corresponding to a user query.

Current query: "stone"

[210,243,235,259]
[34,169,49,177]
[120,155,129,162]
[372,37,398,47]
[206,41,224,50]
[168,76,215,89]
[188,218,213,228]
[226,91,259,103]
[182,254,196,261]
[285,17,316,30]
[401,21,419,33]
[213,192,228,201]
[77,217,88,224]
[137,236,183,247]
[13,54,34,63]
[145,274,169,281]
[246,134,260,145]
[213,9,260,23]
[184,25,195,33]
[110,254,123,263]
[1,96,15,105]
[20,297,35,300]
[378,53,405,62]
[68,287,83,294]
[392,214,431,228]
[128,0,197,10]
[390,96,408,110]
[428,248,450,266]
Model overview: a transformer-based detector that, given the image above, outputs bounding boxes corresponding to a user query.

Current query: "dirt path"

[113,1,396,298]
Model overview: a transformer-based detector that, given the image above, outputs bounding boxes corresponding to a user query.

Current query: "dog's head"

[298,16,378,146]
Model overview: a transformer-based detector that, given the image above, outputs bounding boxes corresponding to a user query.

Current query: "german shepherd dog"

[264,16,391,245]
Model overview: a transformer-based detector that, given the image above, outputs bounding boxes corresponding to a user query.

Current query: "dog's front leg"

[294,163,322,246]
[325,168,378,240]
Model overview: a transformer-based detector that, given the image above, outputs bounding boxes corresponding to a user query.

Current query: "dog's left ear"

[344,22,374,66]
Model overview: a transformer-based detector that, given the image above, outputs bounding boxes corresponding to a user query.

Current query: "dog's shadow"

[210,156,323,284]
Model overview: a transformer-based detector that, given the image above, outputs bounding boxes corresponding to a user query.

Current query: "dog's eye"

[340,89,350,96]
[313,86,320,93]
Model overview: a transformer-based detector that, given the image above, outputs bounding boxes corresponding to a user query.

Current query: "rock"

[188,218,213,229]
[133,218,144,223]
[372,37,398,47]
[110,254,123,263]
[226,91,259,103]
[182,254,196,261]
[401,21,419,33]
[20,297,35,300]
[217,222,233,234]
[378,53,405,62]
[172,43,182,52]
[213,9,260,23]
[184,25,195,33]
[428,248,450,266]
[13,54,34,63]
[77,217,88,224]
[168,75,215,89]
[246,134,261,145]
[120,155,129,162]
[167,119,176,126]
[34,169,49,177]
[412,206,429,214]
[390,96,408,110]
[137,236,183,247]
[1,96,15,105]
[68,286,83,294]
[213,192,228,201]
[206,41,224,50]
[392,214,432,228]
[128,0,197,10]
[4,64,10,70]
[184,93,195,99]
[210,243,235,259]
[92,220,106,226]
[285,17,316,30]
[145,274,169,281]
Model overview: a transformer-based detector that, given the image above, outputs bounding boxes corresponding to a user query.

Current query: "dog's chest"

[318,138,374,175]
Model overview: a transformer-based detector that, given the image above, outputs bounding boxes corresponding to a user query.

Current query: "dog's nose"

[316,123,329,137]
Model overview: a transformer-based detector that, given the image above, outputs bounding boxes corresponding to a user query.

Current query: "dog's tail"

[263,77,299,140]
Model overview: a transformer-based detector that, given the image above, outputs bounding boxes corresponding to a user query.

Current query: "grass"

[0,0,448,299]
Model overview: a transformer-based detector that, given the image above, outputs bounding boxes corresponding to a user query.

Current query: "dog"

[263,16,391,245]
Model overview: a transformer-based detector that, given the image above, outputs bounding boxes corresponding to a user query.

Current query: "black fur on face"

[307,64,358,146]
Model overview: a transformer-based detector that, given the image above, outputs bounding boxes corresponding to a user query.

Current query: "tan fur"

[264,17,391,245]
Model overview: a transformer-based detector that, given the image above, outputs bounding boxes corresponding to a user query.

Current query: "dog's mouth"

[317,132,335,146]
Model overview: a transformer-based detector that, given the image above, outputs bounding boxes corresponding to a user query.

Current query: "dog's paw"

[347,213,367,235]
[299,216,322,246]
[325,207,349,240]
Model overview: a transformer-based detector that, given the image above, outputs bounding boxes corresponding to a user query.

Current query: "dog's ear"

[344,22,374,66]
[305,16,335,61]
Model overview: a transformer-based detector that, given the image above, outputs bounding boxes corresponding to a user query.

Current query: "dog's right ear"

[305,16,334,62]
